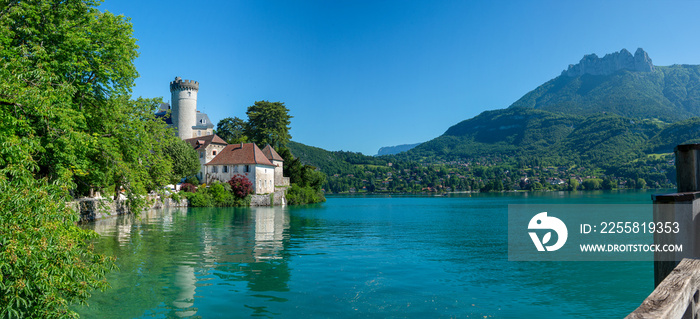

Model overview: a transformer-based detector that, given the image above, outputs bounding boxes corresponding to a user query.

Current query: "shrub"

[170,192,183,203]
[209,182,232,203]
[180,183,196,193]
[184,176,200,185]
[186,191,212,207]
[286,184,326,205]
[228,174,253,198]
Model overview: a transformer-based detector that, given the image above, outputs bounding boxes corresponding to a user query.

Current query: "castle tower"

[170,76,199,139]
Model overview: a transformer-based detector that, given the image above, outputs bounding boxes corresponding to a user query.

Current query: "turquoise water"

[75,190,663,318]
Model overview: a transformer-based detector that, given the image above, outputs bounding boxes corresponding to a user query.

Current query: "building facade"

[184,135,228,182]
[205,143,277,194]
[261,145,289,187]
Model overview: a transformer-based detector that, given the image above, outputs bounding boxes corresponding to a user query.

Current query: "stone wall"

[71,196,188,222]
[250,188,287,206]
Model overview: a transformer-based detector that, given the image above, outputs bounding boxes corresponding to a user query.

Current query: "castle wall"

[170,77,199,140]
[172,89,197,140]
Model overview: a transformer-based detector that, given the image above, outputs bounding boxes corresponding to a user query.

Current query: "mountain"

[376,143,421,156]
[509,49,700,121]
[287,49,700,193]
[404,49,700,165]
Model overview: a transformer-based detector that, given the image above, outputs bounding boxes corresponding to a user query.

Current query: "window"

[245,165,250,173]
[197,130,202,137]
[223,165,228,173]
[201,118,206,124]
[213,150,217,156]
[212,166,217,173]
[234,165,238,172]
[199,152,203,159]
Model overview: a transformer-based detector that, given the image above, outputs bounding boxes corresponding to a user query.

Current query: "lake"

[75,190,663,318]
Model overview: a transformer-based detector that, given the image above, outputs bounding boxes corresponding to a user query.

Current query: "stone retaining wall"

[71,197,188,222]
[250,189,287,206]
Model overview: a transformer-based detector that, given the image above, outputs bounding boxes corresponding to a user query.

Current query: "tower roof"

[170,76,199,91]
[193,112,214,129]
[261,145,284,162]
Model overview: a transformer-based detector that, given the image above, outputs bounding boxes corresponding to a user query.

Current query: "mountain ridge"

[563,48,654,77]
[508,49,700,121]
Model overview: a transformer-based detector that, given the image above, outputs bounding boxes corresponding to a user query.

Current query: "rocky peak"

[562,48,654,77]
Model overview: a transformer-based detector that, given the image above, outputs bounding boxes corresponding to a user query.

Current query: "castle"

[156,77,214,139]
[158,77,288,194]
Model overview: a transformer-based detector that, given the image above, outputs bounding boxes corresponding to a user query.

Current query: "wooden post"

[653,144,700,287]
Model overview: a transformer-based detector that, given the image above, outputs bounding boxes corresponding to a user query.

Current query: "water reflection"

[76,206,294,319]
[254,207,289,261]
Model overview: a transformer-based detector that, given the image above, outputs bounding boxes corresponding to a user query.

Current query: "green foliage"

[509,66,700,121]
[186,190,212,207]
[0,178,115,318]
[215,117,248,144]
[0,0,176,316]
[277,146,326,204]
[164,139,200,183]
[582,179,603,190]
[568,178,579,191]
[184,176,200,185]
[245,101,292,149]
[286,184,326,205]
[183,181,249,207]
[636,178,647,189]
[170,191,183,203]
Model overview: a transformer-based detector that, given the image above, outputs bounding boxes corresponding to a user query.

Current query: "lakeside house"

[204,143,289,194]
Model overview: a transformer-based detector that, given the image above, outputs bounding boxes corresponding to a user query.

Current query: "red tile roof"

[261,145,284,162]
[184,134,227,150]
[206,143,274,166]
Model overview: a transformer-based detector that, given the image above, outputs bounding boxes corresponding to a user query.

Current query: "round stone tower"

[170,76,199,139]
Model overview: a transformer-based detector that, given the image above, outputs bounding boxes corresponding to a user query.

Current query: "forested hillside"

[288,50,700,194]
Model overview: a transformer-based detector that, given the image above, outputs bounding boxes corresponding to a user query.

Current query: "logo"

[528,212,568,251]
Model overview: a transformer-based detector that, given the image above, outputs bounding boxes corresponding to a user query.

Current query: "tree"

[602,178,616,190]
[636,177,647,189]
[567,178,579,191]
[0,0,174,316]
[164,139,200,183]
[245,101,292,149]
[215,117,248,144]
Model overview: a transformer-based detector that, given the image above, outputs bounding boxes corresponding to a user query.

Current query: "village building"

[184,134,228,182]
[204,143,277,194]
[160,77,288,194]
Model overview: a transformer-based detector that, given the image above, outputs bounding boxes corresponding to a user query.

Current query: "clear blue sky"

[100,0,700,155]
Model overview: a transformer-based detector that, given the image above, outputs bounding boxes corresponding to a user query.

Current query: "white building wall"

[196,144,226,183]
[255,166,275,194]
[272,160,285,186]
[205,164,275,194]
